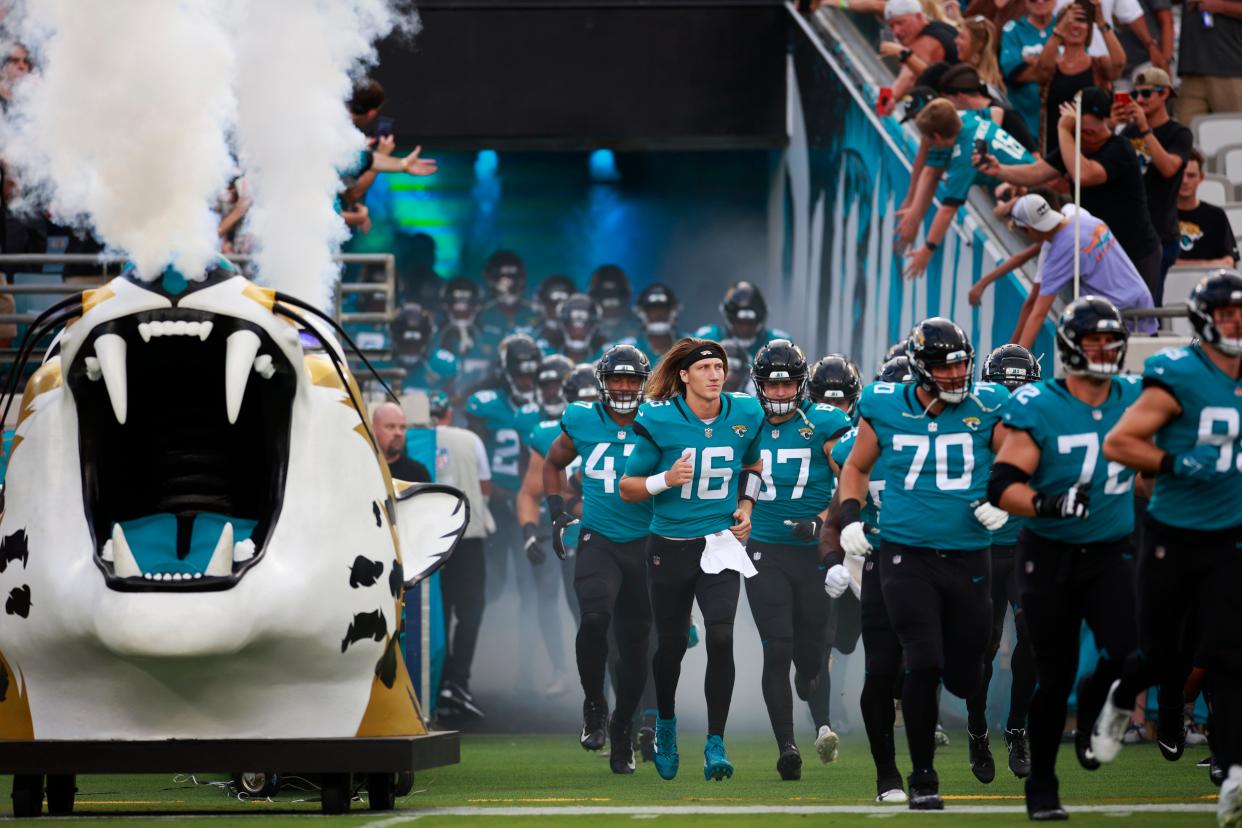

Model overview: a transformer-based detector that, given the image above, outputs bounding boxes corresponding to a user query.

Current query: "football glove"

[785,517,824,541]
[824,564,851,598]
[973,501,1010,531]
[550,512,579,561]
[1032,484,1090,519]
[840,521,873,558]
[522,522,545,565]
[1169,444,1228,480]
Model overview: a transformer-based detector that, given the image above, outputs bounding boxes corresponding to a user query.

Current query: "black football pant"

[744,539,830,748]
[879,541,992,774]
[1114,516,1242,769]
[965,544,1038,735]
[647,534,740,737]
[574,529,652,725]
[810,586,862,731]
[860,555,904,786]
[1016,531,1135,796]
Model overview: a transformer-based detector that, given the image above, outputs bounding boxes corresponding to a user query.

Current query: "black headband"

[679,343,727,373]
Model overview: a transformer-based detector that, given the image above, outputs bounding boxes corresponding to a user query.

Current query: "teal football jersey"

[832,426,885,542]
[859,381,1008,550]
[1003,377,1141,543]
[478,301,544,350]
[527,419,583,548]
[751,400,852,546]
[398,348,459,393]
[561,401,653,543]
[431,324,496,394]
[626,392,765,538]
[466,388,542,492]
[692,325,793,358]
[1144,343,1242,530]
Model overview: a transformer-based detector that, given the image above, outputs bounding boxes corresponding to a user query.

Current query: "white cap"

[884,0,923,20]
[1010,194,1064,233]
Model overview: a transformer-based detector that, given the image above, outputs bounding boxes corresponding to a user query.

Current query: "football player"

[477,250,543,348]
[694,281,792,358]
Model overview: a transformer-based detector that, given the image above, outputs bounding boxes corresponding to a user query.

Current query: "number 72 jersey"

[561,401,653,544]
[1002,376,1141,543]
[859,381,1008,551]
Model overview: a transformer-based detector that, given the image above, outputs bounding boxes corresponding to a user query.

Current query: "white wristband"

[646,471,672,496]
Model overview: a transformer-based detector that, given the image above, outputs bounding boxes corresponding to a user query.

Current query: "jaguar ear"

[391,483,469,587]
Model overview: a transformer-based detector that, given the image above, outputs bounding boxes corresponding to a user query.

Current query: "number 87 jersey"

[859,380,1008,551]
[561,400,653,543]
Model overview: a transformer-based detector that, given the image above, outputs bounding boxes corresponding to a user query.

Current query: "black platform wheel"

[367,772,396,811]
[232,772,281,798]
[394,770,414,798]
[11,774,44,819]
[320,772,352,815]
[45,774,76,816]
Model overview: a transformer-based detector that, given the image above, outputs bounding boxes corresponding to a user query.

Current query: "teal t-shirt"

[1000,16,1054,142]
[625,392,765,537]
[859,381,1008,550]
[560,401,654,543]
[927,110,1034,206]
[1144,343,1242,531]
[1003,376,1142,543]
[751,400,852,546]
[465,388,542,492]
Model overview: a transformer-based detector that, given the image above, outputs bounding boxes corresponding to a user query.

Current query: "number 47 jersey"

[859,380,1008,551]
[561,401,653,543]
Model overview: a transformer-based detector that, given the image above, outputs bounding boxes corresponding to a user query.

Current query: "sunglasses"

[1134,86,1166,98]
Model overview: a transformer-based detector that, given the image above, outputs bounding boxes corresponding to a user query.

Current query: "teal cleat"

[654,716,680,780]
[704,734,734,781]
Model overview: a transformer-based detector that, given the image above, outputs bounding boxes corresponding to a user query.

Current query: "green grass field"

[1,732,1221,825]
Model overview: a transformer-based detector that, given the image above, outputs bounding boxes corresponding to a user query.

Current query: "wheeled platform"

[2,731,459,817]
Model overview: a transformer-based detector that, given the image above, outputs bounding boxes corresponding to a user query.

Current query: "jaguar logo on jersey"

[732,424,749,437]
[962,416,981,431]
[798,426,815,441]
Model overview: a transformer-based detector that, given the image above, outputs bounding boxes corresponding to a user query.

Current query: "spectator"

[215,176,253,255]
[955,15,1009,99]
[878,0,961,112]
[963,0,1026,34]
[340,78,437,214]
[372,401,432,483]
[904,98,1034,276]
[0,41,29,108]
[1174,0,1242,123]
[429,392,495,721]
[1177,149,1240,267]
[940,63,1038,151]
[1030,0,1124,153]
[1053,0,1165,72]
[1008,193,1157,347]
[1112,67,1193,281]
[980,87,1164,302]
[1000,0,1056,142]
[1115,0,1173,75]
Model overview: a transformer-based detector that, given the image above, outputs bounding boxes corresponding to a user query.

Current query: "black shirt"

[387,455,431,484]
[1178,201,1239,263]
[918,21,961,63]
[1046,136,1162,261]
[1121,120,1195,242]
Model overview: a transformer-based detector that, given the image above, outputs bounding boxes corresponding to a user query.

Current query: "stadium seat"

[1198,174,1233,206]
[1125,335,1191,374]
[1192,114,1242,161]
[1163,266,1215,309]
[1217,144,1242,191]
[1224,202,1242,244]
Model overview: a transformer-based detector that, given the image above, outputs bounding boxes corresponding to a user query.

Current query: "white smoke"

[229,0,416,309]
[1,0,416,306]
[1,0,236,281]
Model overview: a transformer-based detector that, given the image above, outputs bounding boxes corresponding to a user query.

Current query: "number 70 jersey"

[858,381,1008,551]
[561,401,653,543]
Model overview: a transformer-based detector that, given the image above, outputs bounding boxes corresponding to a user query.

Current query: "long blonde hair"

[962,16,1006,95]
[646,338,729,401]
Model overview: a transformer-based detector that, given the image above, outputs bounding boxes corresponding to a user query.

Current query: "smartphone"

[876,87,894,115]
[1114,91,1132,108]
[973,138,989,168]
[376,116,395,139]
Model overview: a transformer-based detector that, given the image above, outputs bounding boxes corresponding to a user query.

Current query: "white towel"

[700,530,758,579]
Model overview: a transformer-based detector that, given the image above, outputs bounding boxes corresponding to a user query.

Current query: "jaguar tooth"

[205,522,234,577]
[101,538,114,562]
[94,333,128,424]
[173,320,190,336]
[138,322,153,343]
[198,321,213,341]
[225,330,261,424]
[110,524,140,578]
[233,538,256,563]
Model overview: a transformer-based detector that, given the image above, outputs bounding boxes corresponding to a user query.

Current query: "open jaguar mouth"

[65,309,295,592]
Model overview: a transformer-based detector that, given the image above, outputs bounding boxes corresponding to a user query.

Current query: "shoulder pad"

[1002,19,1017,31]
[519,402,541,415]
[468,389,499,409]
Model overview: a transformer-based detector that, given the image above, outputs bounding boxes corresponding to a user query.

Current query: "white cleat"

[1091,679,1133,764]
[1220,766,1242,827]
[815,725,840,764]
[877,788,908,803]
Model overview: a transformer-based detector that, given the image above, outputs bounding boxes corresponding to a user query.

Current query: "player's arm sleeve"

[625,420,661,477]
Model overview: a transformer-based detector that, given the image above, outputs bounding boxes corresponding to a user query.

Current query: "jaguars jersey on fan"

[1144,343,1242,531]
[860,380,1008,550]
[751,400,852,546]
[527,418,584,548]
[833,426,884,541]
[1003,376,1141,543]
[691,325,793,358]
[466,389,542,492]
[560,401,653,543]
[626,392,765,537]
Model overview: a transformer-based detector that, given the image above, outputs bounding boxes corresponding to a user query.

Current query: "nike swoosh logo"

[972,575,986,583]
[1158,740,1180,754]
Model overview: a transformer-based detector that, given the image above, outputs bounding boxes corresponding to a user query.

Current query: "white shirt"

[1054,0,1144,58]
